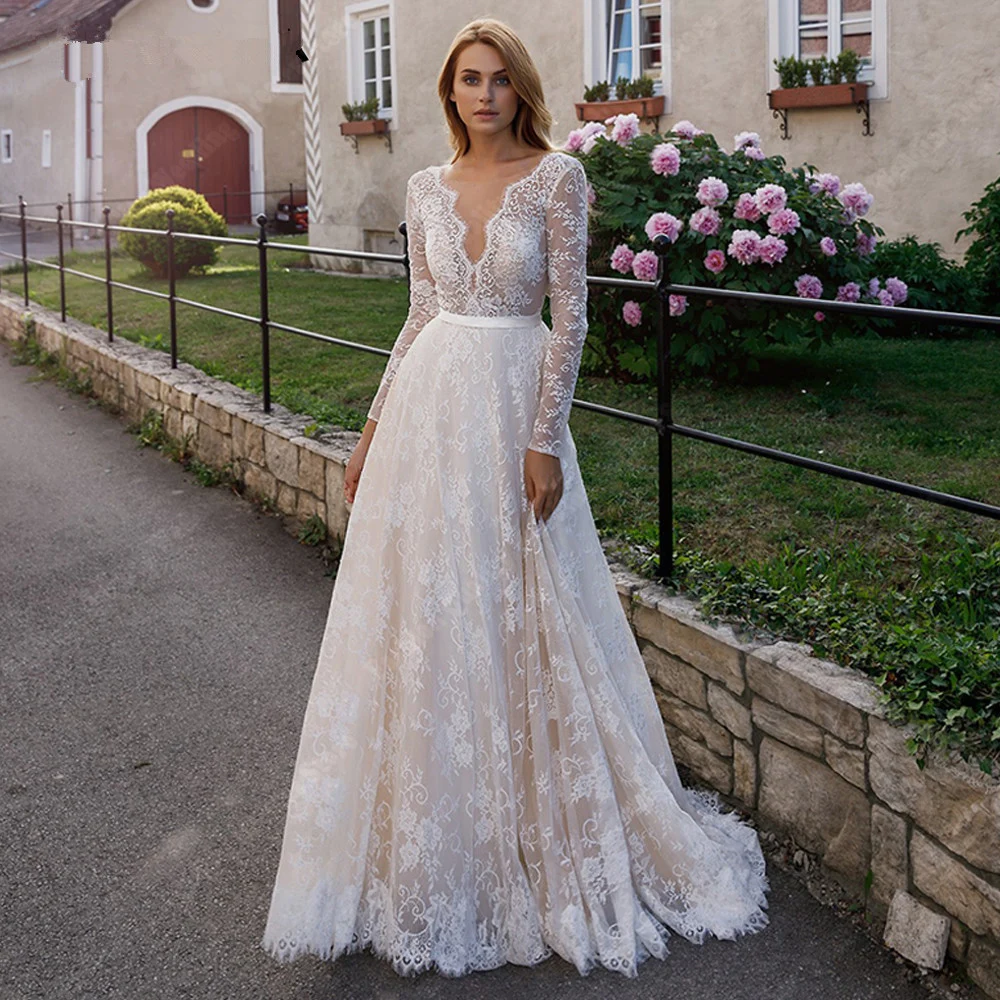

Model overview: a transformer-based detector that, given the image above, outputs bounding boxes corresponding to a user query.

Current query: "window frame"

[768,0,887,99]
[1,129,12,164]
[269,0,305,93]
[584,0,672,110]
[344,0,396,120]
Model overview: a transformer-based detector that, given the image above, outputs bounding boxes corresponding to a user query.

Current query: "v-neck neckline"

[434,151,556,272]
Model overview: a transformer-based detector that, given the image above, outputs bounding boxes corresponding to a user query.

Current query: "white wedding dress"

[260,149,770,978]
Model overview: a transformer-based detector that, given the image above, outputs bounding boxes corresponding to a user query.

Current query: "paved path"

[0,341,962,1000]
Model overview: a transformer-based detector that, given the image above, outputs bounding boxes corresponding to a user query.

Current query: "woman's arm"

[367,171,440,424]
[527,156,589,457]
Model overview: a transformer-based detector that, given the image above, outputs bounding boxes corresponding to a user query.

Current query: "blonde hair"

[437,18,556,162]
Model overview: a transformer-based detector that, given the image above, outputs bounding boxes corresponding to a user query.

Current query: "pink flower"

[579,122,609,154]
[868,277,881,297]
[611,112,641,146]
[645,211,684,243]
[795,273,823,299]
[610,243,635,274]
[669,294,688,317]
[840,182,874,217]
[856,231,877,257]
[734,193,762,222]
[733,130,761,150]
[690,206,722,236]
[650,142,681,176]
[758,235,788,266]
[696,176,729,207]
[819,236,838,256]
[885,277,908,304]
[814,311,825,322]
[671,119,703,139]
[767,208,801,236]
[622,300,643,326]
[564,129,585,153]
[835,282,861,302]
[877,289,895,307]
[704,249,727,274]
[727,229,762,265]
[754,183,787,215]
[743,145,766,161]
[632,249,659,282]
[808,172,842,196]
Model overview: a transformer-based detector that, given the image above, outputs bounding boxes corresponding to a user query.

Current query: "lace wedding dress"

[260,149,770,978]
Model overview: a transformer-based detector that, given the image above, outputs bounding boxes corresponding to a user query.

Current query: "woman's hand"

[524,449,563,523]
[343,419,378,504]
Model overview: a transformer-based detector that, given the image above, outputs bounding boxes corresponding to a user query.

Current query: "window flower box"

[767,81,872,139]
[574,94,665,123]
[339,117,392,153]
[768,80,871,110]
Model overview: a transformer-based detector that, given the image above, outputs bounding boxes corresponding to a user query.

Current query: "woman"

[261,16,770,979]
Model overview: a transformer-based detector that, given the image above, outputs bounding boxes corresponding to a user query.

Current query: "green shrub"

[119,186,226,279]
[956,157,1000,314]
[866,236,986,337]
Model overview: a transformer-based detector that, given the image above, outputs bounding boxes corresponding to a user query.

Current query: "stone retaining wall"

[3,290,997,998]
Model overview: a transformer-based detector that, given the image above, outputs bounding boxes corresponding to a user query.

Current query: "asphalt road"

[0,339,950,1000]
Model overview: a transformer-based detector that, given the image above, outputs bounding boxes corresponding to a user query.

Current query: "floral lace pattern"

[261,150,771,979]
[367,151,589,457]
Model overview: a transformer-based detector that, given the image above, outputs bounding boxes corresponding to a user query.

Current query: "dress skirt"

[260,309,770,978]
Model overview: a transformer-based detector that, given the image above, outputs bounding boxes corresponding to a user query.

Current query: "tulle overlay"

[260,306,770,977]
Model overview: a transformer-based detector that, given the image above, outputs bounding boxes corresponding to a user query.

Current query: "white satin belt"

[435,309,543,329]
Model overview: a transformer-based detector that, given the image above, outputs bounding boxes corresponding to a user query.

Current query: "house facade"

[305,0,1000,269]
[0,0,307,228]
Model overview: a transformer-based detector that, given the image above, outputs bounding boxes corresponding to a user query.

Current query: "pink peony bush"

[560,113,910,380]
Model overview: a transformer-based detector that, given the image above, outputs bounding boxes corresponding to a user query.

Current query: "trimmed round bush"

[119,186,226,278]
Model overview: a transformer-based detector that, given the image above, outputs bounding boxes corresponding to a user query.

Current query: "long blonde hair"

[437,18,556,163]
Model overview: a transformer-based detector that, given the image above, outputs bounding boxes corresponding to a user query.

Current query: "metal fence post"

[56,204,66,323]
[19,195,29,307]
[257,212,271,413]
[67,192,75,251]
[653,232,674,580]
[166,208,178,368]
[103,206,114,342]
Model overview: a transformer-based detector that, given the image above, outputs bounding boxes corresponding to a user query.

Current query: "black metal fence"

[0,184,305,248]
[2,199,998,580]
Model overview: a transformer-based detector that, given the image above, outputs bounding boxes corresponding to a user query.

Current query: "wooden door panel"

[195,108,251,223]
[147,108,197,193]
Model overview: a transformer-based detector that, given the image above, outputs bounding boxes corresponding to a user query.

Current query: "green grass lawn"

[6,237,999,769]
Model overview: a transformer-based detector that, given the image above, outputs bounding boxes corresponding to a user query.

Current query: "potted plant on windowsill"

[339,96,389,135]
[340,97,392,153]
[575,75,665,122]
[768,50,870,109]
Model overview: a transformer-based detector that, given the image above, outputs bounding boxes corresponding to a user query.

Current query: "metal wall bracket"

[772,107,790,140]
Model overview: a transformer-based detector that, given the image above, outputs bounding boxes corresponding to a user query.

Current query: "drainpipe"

[90,42,104,228]
[69,41,89,239]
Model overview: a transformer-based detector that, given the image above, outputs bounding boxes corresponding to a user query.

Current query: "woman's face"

[449,41,521,139]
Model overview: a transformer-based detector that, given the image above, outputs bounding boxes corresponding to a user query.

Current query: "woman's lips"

[475,111,497,117]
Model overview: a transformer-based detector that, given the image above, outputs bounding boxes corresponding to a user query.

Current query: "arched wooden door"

[146,107,251,223]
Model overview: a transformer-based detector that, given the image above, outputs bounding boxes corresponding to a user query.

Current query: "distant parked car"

[274,190,308,233]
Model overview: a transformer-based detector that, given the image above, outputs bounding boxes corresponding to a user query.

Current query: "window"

[606,0,662,83]
[1,130,12,163]
[769,0,887,98]
[584,0,670,102]
[270,0,303,92]
[346,2,395,116]
[42,129,51,168]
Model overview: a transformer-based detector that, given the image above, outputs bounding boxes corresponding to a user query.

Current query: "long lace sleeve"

[367,171,439,423]
[527,156,589,457]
